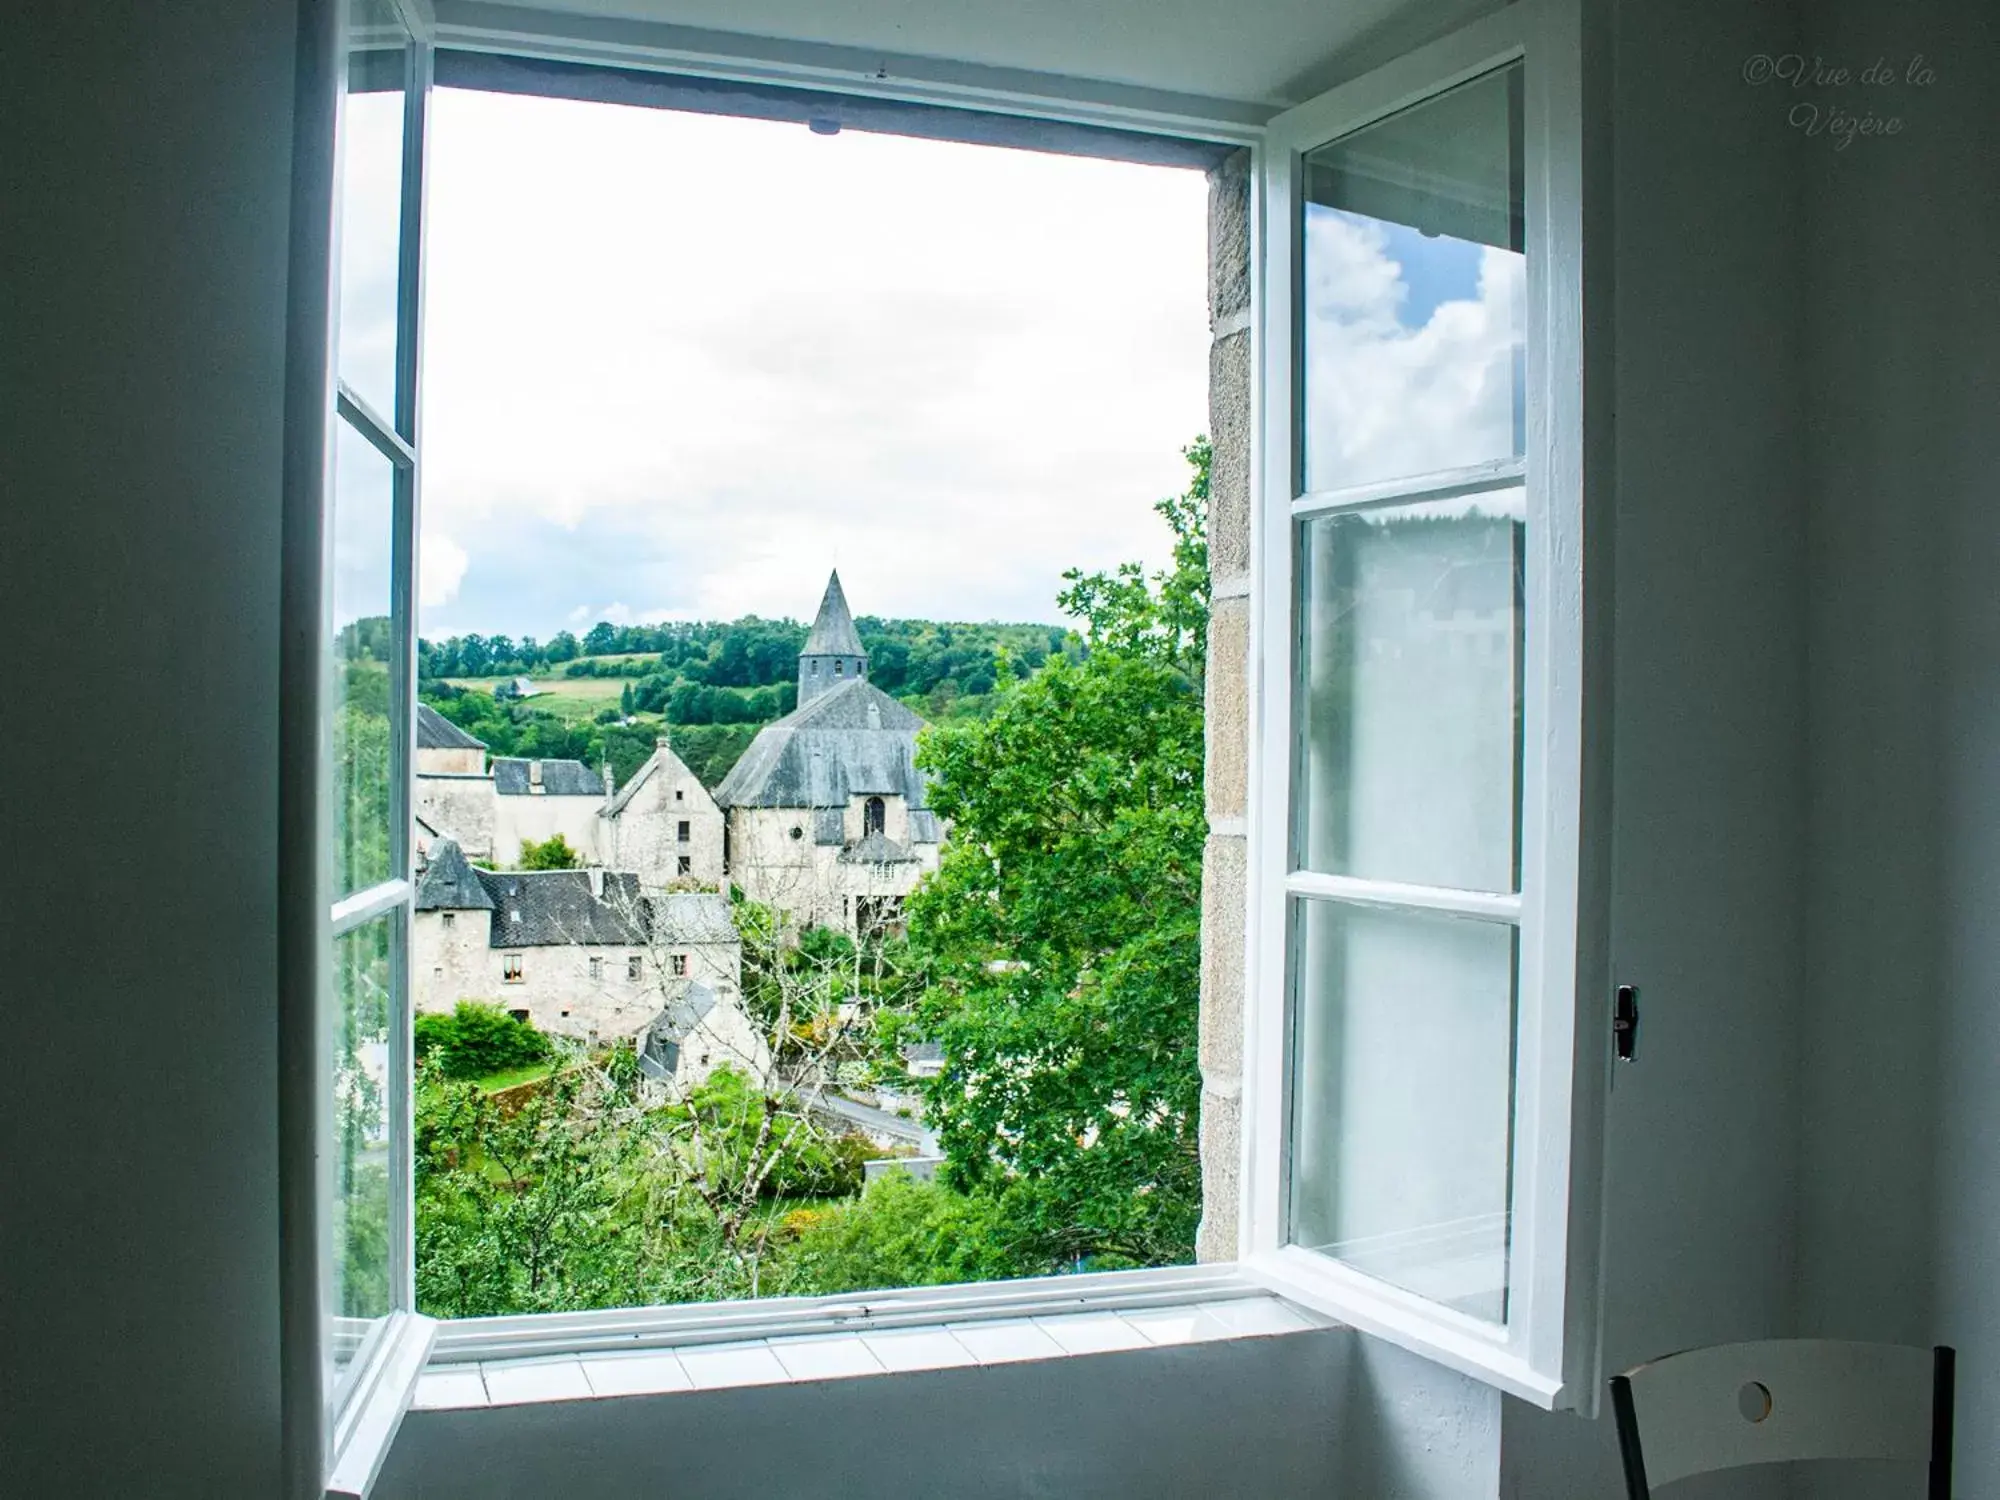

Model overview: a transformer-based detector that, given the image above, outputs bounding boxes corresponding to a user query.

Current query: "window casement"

[1240,0,1606,1409]
[285,0,438,1492]
[588,956,603,982]
[676,820,690,842]
[439,911,453,929]
[670,953,688,978]
[629,955,645,981]
[503,953,524,983]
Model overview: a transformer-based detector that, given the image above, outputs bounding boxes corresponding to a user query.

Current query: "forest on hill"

[401,613,1079,791]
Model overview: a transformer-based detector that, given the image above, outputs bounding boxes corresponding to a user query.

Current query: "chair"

[1609,1339,1955,1498]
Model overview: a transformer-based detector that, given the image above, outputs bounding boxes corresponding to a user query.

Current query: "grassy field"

[444,675,628,717]
[475,1060,560,1094]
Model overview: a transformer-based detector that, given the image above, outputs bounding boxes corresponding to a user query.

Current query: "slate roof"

[648,981,719,1044]
[653,891,739,944]
[837,832,919,866]
[491,757,606,797]
[801,570,866,658]
[417,703,487,751]
[415,838,495,911]
[479,869,649,947]
[714,679,931,812]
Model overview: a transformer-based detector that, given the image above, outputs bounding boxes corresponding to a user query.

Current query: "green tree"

[517,832,581,870]
[908,437,1210,1270]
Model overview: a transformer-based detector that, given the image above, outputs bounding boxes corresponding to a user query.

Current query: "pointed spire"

[803,570,865,657]
[797,570,869,706]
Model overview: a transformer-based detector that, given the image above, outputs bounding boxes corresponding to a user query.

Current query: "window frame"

[1238,0,1606,1411]
[282,0,1606,1455]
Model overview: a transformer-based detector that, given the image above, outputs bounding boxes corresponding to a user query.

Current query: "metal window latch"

[1613,984,1640,1063]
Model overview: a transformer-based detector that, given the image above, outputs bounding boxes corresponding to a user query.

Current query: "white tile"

[410,1366,489,1410]
[860,1327,980,1374]
[946,1319,1065,1365]
[1186,1297,1321,1339]
[1035,1313,1152,1356]
[580,1352,694,1398]
[677,1341,791,1390]
[1118,1307,1211,1347]
[769,1334,885,1382]
[480,1359,594,1406]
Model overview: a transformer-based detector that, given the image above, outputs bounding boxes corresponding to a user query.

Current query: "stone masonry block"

[1206,147,1252,326]
[1199,832,1247,1085]
[1207,329,1252,587]
[1204,596,1250,824]
[1196,1084,1242,1264]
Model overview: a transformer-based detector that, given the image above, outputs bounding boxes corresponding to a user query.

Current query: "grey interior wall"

[1504,0,1809,1489]
[1794,1,2000,1498]
[380,1335,1351,1500]
[0,2,298,1496]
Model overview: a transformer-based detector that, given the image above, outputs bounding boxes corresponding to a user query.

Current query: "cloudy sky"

[331,83,1527,640]
[370,88,1214,640]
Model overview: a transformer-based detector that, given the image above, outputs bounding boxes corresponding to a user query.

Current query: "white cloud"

[406,90,1210,637]
[419,532,469,609]
[1302,209,1523,495]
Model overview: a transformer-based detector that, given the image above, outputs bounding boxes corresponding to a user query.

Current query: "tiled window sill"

[413,1296,1326,1412]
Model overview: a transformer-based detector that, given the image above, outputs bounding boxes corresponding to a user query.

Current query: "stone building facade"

[413,838,766,1088]
[714,573,943,934]
[414,703,724,888]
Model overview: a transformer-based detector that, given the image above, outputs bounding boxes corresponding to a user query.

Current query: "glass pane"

[331,419,397,896]
[1287,899,1516,1322]
[1295,489,1523,892]
[1301,63,1524,495]
[329,913,396,1404]
[337,0,408,419]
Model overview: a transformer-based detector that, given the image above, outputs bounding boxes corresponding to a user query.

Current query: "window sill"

[416,1272,1328,1412]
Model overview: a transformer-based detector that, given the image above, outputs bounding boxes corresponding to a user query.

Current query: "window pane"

[1301,63,1524,494]
[1295,490,1523,892]
[1287,898,1515,1322]
[329,913,395,1404]
[331,419,397,896]
[337,0,408,419]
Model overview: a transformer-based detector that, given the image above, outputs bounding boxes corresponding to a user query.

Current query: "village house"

[414,702,723,887]
[714,572,943,934]
[413,837,767,1089]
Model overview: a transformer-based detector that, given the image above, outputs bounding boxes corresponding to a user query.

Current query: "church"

[714,572,944,935]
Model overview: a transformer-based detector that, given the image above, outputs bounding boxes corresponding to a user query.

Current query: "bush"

[415,1001,552,1080]
[518,833,580,870]
[782,1173,1044,1294]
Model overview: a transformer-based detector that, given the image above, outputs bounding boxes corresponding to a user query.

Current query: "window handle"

[1613,984,1640,1063]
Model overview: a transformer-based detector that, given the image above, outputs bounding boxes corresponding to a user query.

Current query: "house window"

[589,956,603,982]
[509,1008,530,1024]
[670,953,688,978]
[834,659,844,676]
[675,788,684,802]
[503,953,523,983]
[677,855,692,875]
[677,820,690,841]
[441,911,454,929]
[864,795,885,837]
[627,955,643,980]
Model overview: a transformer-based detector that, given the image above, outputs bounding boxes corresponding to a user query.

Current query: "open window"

[282,0,1602,1474]
[1240,0,1605,1408]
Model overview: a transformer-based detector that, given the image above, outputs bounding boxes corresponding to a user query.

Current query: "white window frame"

[1239,0,1607,1410]
[280,0,1605,1462]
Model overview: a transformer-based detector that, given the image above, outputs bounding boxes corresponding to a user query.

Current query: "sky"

[330,83,1527,639]
[343,88,1214,641]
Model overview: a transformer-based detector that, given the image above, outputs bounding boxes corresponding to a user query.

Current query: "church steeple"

[797,570,868,706]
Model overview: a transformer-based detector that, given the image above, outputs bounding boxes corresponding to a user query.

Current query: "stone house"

[714,572,943,933]
[413,838,767,1089]
[414,703,724,887]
